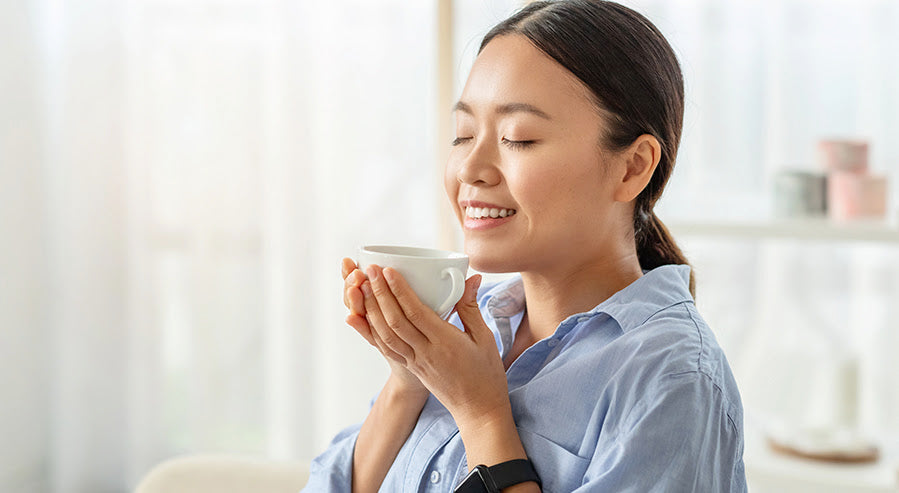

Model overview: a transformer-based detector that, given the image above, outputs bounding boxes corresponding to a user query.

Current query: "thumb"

[460,274,481,305]
[455,275,490,341]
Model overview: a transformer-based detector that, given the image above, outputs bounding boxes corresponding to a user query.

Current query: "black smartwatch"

[454,458,541,493]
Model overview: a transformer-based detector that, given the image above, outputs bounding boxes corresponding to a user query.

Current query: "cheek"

[514,157,605,220]
[443,167,454,194]
[507,156,566,207]
[443,164,460,207]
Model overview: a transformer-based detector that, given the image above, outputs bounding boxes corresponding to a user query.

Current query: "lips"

[465,206,517,219]
[459,200,517,215]
[459,200,517,230]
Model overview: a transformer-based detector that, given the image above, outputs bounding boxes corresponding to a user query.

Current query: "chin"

[465,244,520,274]
[470,260,515,274]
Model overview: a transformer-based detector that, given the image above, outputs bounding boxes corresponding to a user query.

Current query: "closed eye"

[502,138,536,150]
[451,137,472,146]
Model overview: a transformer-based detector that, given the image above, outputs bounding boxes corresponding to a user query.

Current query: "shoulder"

[611,300,744,432]
[639,300,724,380]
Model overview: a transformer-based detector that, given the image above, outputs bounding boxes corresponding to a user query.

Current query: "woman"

[304,1,746,491]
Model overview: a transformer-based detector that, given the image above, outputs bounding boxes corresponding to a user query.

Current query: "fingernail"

[360,281,372,297]
[366,265,379,281]
[383,268,395,283]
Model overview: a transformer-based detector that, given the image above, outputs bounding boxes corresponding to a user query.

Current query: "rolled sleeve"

[301,423,362,492]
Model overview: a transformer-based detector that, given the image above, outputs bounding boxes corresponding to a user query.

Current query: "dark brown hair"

[480,0,694,296]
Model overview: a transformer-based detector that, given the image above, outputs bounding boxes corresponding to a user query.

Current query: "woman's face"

[445,35,626,274]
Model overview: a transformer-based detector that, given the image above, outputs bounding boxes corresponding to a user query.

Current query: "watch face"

[456,459,540,492]
[455,465,494,493]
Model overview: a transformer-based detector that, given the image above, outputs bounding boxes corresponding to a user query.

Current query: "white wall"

[0,1,48,491]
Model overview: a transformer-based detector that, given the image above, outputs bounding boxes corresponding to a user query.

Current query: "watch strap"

[487,458,541,489]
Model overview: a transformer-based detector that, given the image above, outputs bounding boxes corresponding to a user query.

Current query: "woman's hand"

[360,264,510,428]
[358,263,532,477]
[342,258,426,394]
[342,257,370,335]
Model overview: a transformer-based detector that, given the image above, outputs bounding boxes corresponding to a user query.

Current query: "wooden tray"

[767,437,880,464]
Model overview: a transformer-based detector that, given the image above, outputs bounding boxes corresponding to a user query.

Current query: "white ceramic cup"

[358,245,469,319]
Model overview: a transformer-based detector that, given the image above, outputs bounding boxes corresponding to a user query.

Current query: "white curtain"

[5,0,444,491]
[2,0,898,492]
[117,0,445,486]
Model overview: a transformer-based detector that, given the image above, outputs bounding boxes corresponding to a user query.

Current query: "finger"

[341,258,357,280]
[366,266,431,349]
[366,313,408,365]
[461,274,481,304]
[454,275,493,343]
[346,313,375,346]
[348,311,405,366]
[361,279,416,360]
[344,270,366,312]
[342,262,355,308]
[343,269,365,314]
[347,284,366,316]
[382,267,444,343]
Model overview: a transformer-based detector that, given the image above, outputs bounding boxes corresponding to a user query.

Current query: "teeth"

[465,206,516,219]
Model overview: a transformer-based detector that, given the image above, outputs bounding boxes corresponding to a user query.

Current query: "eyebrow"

[453,100,552,120]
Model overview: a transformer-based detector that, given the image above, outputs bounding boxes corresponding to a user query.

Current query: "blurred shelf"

[667,218,899,244]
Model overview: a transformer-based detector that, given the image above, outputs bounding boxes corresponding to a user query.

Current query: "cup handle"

[436,267,465,319]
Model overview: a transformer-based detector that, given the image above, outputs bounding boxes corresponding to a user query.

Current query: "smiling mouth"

[464,206,517,219]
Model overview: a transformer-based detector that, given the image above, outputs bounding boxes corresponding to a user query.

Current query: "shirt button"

[430,471,440,483]
[547,339,558,348]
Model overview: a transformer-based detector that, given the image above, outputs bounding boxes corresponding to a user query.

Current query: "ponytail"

[635,209,695,298]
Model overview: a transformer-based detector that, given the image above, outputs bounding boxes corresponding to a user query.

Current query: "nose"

[454,138,502,186]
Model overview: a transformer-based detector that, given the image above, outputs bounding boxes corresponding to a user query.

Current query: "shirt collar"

[485,277,526,318]
[585,264,694,332]
[482,264,694,333]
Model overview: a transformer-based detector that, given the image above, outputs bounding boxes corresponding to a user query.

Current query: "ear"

[612,134,661,203]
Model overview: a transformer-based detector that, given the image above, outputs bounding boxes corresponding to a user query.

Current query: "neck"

[519,251,643,341]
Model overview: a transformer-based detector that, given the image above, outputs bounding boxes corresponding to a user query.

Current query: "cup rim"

[359,245,468,260]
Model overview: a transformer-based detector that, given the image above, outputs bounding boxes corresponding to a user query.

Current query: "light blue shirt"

[303,265,746,492]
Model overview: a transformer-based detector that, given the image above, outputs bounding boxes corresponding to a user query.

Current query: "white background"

[2,0,898,491]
